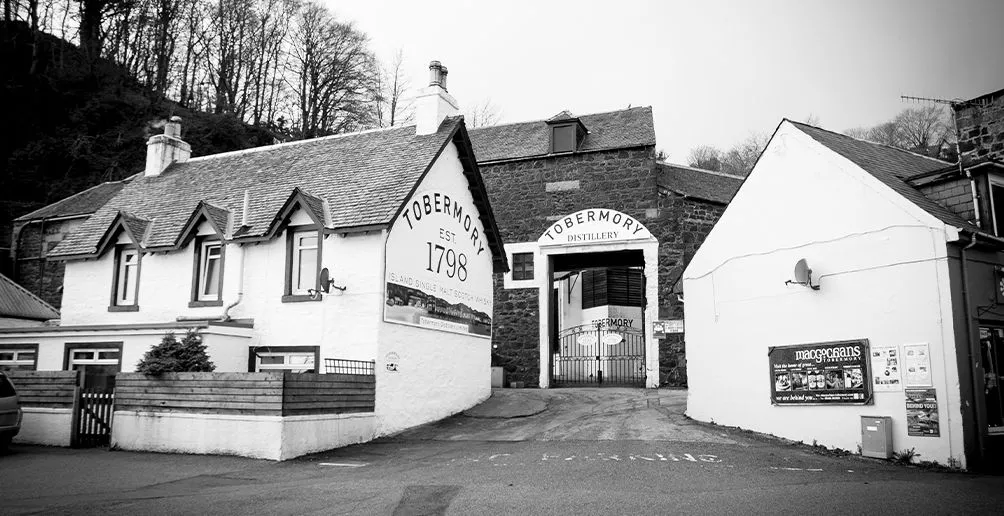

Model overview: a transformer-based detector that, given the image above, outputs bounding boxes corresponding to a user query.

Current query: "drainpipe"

[959,231,986,467]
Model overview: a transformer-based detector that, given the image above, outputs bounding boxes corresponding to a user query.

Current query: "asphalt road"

[2,389,1003,515]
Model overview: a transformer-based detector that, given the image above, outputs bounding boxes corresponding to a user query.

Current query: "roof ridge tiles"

[658,161,745,179]
[184,124,414,164]
[787,119,952,166]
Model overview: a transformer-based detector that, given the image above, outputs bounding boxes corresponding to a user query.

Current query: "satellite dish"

[319,268,331,293]
[788,258,820,290]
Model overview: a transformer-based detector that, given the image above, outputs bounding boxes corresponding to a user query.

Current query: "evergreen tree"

[136,329,215,375]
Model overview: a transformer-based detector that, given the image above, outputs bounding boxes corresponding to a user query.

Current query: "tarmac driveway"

[394,387,736,443]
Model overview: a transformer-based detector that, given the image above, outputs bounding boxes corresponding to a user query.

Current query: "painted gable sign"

[384,189,493,337]
[538,209,653,246]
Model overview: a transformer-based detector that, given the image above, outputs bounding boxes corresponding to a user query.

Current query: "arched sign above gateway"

[538,208,654,246]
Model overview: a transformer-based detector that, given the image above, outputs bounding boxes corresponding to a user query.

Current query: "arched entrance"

[535,209,659,388]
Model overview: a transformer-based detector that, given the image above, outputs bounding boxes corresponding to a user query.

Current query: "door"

[980,327,1004,437]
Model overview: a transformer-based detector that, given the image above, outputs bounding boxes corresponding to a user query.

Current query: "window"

[551,125,577,153]
[990,178,1004,237]
[64,343,122,390]
[512,252,534,281]
[0,345,37,371]
[249,346,319,373]
[285,228,320,300]
[111,246,140,310]
[191,239,224,306]
[581,268,643,309]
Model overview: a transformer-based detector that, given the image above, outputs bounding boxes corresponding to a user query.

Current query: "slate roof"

[0,273,59,321]
[50,117,489,259]
[468,106,656,163]
[788,120,980,233]
[657,163,743,204]
[14,180,129,222]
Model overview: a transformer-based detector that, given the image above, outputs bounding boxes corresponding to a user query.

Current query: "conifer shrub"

[136,330,215,375]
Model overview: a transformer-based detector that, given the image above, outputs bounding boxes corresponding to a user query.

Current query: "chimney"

[145,116,191,177]
[414,60,460,135]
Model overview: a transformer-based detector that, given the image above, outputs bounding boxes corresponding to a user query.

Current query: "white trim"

[197,241,223,301]
[291,231,318,294]
[116,248,139,305]
[503,242,541,289]
[989,176,1004,236]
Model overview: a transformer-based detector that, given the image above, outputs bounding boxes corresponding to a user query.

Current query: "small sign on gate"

[654,319,684,337]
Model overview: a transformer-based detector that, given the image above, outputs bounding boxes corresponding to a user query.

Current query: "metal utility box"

[861,416,894,459]
[491,367,504,388]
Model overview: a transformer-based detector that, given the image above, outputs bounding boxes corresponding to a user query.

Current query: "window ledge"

[188,300,224,308]
[281,294,320,303]
[108,305,139,312]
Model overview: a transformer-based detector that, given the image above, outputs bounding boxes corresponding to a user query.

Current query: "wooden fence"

[115,372,375,416]
[4,370,79,408]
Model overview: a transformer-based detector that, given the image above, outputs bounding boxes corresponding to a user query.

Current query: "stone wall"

[956,90,1004,163]
[12,217,84,309]
[652,191,728,385]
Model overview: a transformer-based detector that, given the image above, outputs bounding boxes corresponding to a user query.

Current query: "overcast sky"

[326,0,1004,163]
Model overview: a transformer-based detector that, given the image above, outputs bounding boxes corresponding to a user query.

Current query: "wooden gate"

[552,323,645,387]
[72,388,114,447]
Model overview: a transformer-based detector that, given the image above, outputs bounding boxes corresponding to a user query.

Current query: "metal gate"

[552,323,645,387]
[72,388,114,447]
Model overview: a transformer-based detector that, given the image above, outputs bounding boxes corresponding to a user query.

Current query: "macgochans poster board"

[903,343,933,387]
[768,339,872,405]
[906,388,940,437]
[384,189,493,338]
[870,345,903,392]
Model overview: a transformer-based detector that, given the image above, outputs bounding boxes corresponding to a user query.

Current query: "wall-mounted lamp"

[785,258,820,290]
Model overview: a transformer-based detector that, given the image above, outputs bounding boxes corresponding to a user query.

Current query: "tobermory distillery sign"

[538,209,653,246]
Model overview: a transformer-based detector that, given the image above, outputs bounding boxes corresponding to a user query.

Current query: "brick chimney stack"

[414,60,459,135]
[145,116,191,177]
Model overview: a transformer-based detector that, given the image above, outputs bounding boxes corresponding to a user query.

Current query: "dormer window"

[546,111,587,154]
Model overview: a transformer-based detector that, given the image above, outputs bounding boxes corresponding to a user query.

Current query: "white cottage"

[0,61,507,439]
[684,119,1004,471]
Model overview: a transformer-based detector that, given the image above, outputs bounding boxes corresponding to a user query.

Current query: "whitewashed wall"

[683,122,965,467]
[375,142,493,436]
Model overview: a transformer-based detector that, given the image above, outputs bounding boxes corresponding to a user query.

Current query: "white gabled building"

[0,61,508,438]
[684,119,1004,471]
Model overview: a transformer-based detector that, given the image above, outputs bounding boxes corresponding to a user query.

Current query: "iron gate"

[72,388,114,447]
[552,323,645,387]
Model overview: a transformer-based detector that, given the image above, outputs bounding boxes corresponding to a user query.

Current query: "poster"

[384,189,494,337]
[903,343,933,387]
[768,339,872,405]
[906,388,940,437]
[870,345,903,392]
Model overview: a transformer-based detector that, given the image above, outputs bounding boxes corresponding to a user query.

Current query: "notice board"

[769,339,872,405]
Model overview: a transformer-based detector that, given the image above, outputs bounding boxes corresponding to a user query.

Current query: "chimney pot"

[164,116,182,138]
[429,60,443,87]
[440,66,448,92]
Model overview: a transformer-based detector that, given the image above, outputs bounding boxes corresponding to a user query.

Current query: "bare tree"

[464,98,501,128]
[686,145,723,171]
[720,132,768,176]
[843,106,951,158]
[375,49,412,127]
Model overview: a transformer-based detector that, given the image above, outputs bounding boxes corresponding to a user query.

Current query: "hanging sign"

[768,339,872,405]
[903,343,933,387]
[537,208,653,246]
[870,345,903,392]
[906,388,940,437]
[384,189,493,337]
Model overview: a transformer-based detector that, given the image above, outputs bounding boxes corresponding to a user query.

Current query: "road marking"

[319,462,368,468]
[769,466,824,472]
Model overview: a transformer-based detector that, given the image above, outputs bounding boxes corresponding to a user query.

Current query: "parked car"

[0,371,22,450]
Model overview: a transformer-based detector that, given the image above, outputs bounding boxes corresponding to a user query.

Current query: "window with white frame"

[0,348,37,371]
[990,177,1004,237]
[253,350,316,373]
[289,230,319,295]
[67,346,121,389]
[114,247,140,306]
[197,240,224,301]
